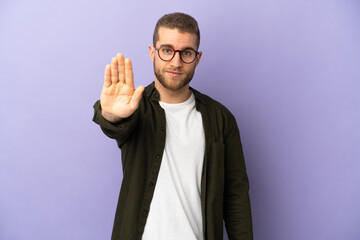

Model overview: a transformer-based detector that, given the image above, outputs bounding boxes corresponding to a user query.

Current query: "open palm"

[100,53,144,122]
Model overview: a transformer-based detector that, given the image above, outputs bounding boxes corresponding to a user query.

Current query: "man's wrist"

[101,110,122,123]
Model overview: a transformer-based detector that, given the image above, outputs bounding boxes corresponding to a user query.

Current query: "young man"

[93,12,253,240]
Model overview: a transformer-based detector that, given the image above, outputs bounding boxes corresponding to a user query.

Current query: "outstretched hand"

[100,53,144,123]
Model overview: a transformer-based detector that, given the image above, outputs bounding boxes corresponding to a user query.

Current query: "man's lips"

[166,71,183,77]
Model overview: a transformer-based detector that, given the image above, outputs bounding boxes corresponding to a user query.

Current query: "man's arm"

[93,53,144,147]
[93,100,139,148]
[223,113,253,240]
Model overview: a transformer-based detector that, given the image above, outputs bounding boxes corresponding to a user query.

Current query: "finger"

[117,53,125,84]
[129,85,144,110]
[111,57,118,84]
[125,58,134,89]
[104,64,111,87]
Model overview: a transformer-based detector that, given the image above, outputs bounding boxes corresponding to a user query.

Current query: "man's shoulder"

[191,87,234,115]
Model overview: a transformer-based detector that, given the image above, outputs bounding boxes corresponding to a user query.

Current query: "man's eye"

[182,50,193,56]
[162,48,173,54]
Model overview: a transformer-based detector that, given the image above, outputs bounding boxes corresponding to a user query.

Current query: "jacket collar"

[145,81,209,105]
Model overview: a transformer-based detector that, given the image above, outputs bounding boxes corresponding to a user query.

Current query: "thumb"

[129,85,145,110]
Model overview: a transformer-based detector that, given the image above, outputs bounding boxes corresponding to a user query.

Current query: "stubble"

[153,61,195,91]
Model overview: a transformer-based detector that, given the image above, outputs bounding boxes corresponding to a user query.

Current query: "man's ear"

[149,45,155,62]
[195,51,202,67]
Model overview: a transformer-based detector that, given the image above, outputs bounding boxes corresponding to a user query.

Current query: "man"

[93,12,253,240]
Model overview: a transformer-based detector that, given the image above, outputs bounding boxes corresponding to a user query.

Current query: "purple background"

[1,0,359,239]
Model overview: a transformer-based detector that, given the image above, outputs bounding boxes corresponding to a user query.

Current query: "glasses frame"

[155,46,200,64]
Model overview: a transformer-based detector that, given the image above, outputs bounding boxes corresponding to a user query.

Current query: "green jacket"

[93,82,253,240]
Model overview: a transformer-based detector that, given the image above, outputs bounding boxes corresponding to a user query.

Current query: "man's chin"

[159,78,189,91]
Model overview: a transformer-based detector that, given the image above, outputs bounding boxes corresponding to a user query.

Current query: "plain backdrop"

[1,0,359,239]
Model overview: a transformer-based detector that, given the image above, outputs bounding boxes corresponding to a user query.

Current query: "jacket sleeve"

[223,112,253,240]
[92,100,139,148]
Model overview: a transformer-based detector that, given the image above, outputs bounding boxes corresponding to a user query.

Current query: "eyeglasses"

[155,46,199,64]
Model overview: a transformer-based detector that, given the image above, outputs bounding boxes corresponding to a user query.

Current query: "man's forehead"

[157,27,197,47]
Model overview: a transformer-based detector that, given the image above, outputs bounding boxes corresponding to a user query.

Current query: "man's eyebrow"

[159,44,175,48]
[159,44,196,51]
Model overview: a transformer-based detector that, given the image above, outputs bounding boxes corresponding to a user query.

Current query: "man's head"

[150,13,202,92]
[153,12,200,50]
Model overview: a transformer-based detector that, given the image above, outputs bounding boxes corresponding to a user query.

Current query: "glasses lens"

[158,47,174,61]
[181,49,196,63]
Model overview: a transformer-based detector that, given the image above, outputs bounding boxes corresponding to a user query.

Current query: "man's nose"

[170,51,183,67]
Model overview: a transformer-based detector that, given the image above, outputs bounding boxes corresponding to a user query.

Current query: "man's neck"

[154,80,192,104]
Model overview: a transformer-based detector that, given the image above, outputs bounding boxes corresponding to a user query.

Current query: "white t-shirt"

[142,93,205,240]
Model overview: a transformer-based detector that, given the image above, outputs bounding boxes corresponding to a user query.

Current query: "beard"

[154,61,195,91]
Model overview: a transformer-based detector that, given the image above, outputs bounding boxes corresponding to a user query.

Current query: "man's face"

[149,27,202,91]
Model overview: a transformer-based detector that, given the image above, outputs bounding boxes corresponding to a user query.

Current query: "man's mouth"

[166,71,183,77]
